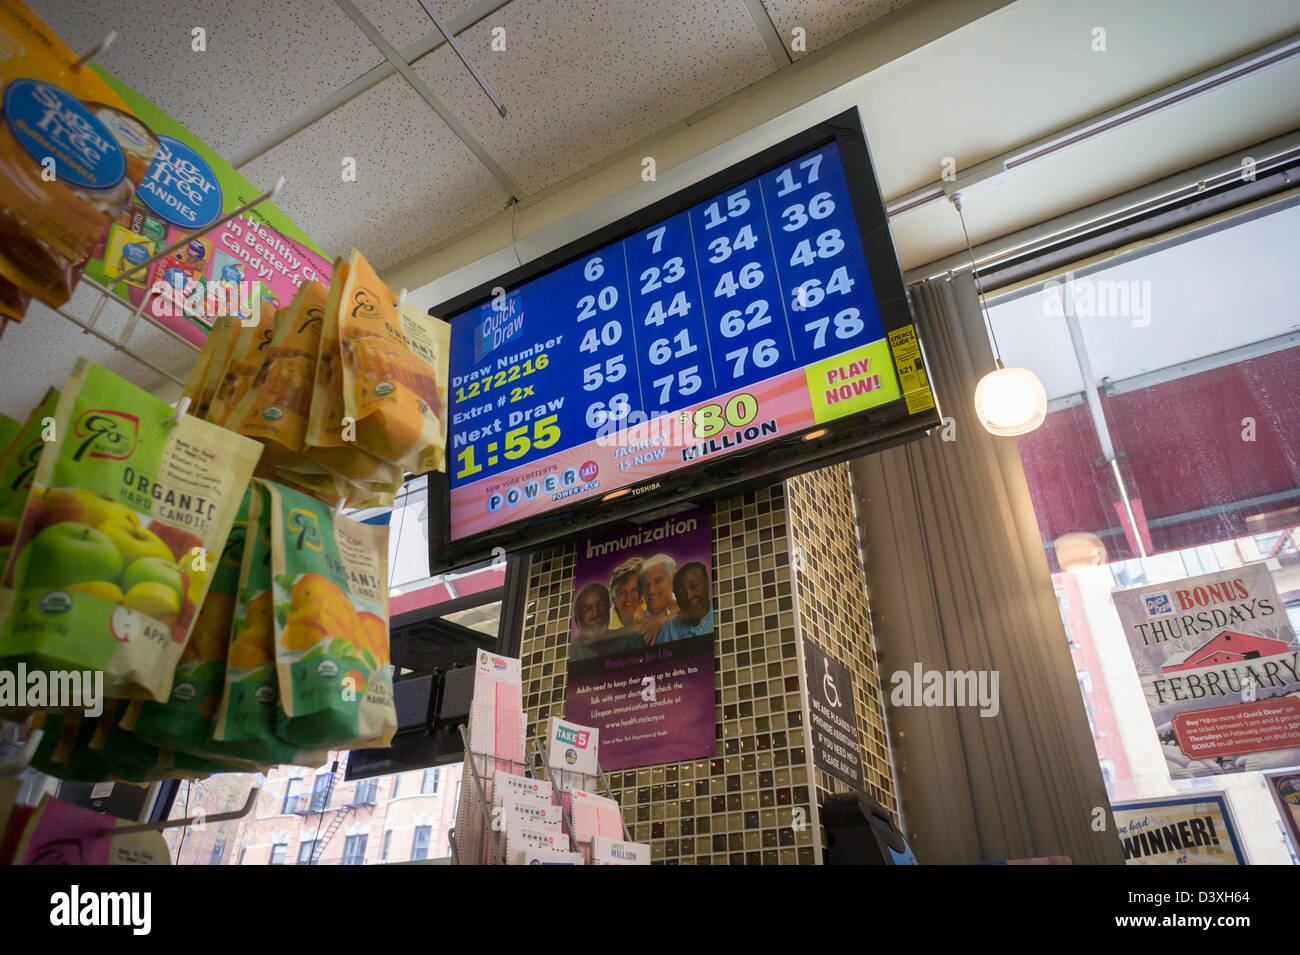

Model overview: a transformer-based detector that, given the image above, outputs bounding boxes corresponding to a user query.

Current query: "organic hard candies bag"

[120,489,252,755]
[0,359,261,702]
[266,480,395,749]
[0,388,59,576]
[205,303,277,427]
[230,281,328,466]
[303,257,398,487]
[209,482,323,767]
[338,250,450,473]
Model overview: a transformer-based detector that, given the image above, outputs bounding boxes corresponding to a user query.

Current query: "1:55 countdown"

[455,414,561,480]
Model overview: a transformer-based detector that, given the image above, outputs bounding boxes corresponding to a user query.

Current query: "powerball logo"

[556,726,590,748]
[1144,591,1174,617]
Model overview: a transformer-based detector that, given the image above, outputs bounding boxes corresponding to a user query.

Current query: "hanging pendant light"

[950,192,1048,436]
[974,361,1048,436]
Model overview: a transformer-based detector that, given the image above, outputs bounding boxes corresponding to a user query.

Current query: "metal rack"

[48,176,287,388]
[447,722,629,865]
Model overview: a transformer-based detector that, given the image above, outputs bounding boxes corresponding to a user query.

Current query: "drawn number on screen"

[583,256,604,281]
[719,299,771,337]
[648,329,697,365]
[576,285,619,321]
[580,321,623,353]
[781,192,834,231]
[693,393,758,440]
[714,262,763,299]
[583,355,627,390]
[804,308,864,349]
[652,366,702,403]
[774,154,823,196]
[640,257,685,295]
[707,224,758,263]
[789,229,844,267]
[724,339,778,377]
[646,226,667,254]
[586,394,631,429]
[644,291,692,327]
[702,188,751,229]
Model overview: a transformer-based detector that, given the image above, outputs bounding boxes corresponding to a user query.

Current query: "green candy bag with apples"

[209,481,325,768]
[0,388,59,578]
[265,480,396,750]
[0,359,262,702]
[120,489,252,756]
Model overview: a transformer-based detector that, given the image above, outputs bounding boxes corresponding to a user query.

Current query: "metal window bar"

[45,176,287,387]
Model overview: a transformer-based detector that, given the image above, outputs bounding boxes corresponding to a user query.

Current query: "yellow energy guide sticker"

[887,325,934,414]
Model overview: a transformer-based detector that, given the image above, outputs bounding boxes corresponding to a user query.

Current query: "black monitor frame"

[428,107,939,572]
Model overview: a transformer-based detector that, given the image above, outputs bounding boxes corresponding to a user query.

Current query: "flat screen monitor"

[429,108,939,571]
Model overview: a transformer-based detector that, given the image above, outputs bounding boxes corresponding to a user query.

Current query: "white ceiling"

[4,0,1299,420]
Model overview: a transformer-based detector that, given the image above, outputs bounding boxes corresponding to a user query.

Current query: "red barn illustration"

[1161,630,1292,674]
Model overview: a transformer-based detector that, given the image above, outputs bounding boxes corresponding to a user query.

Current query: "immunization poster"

[1112,795,1245,865]
[82,67,331,347]
[1112,564,1300,779]
[564,502,716,771]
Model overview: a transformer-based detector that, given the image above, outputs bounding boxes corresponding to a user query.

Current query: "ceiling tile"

[352,0,483,53]
[28,0,383,160]
[412,0,778,196]
[241,73,508,271]
[0,285,199,418]
[762,0,915,59]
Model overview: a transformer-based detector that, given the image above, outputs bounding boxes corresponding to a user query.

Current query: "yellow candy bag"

[338,250,450,474]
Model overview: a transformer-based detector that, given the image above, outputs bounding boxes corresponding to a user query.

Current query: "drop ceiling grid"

[0,284,198,418]
[240,72,509,270]
[27,0,384,159]
[411,0,780,196]
[353,0,484,52]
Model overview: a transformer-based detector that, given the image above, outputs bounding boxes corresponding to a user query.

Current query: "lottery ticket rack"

[446,723,630,865]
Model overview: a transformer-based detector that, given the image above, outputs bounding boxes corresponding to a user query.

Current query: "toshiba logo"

[631,482,661,496]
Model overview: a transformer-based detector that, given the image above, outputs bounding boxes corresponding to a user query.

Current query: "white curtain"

[851,272,1124,865]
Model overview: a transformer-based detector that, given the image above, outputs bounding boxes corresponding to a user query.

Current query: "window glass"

[412,825,431,860]
[990,203,1300,864]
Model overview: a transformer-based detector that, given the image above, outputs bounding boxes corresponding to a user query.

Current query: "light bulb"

[1054,532,1107,571]
[974,366,1047,436]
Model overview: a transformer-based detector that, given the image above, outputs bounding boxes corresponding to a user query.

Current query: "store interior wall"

[519,483,895,864]
[786,464,899,823]
[852,272,1124,865]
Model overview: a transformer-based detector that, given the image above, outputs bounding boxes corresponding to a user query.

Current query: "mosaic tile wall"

[519,474,895,864]
[786,462,899,828]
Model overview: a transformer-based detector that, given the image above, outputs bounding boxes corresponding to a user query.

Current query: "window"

[411,825,432,861]
[1076,671,1098,736]
[354,777,378,805]
[238,848,246,866]
[210,842,225,866]
[297,840,318,865]
[381,829,392,863]
[282,776,302,814]
[270,843,287,866]
[991,203,1300,863]
[342,834,367,866]
[422,768,440,794]
[309,772,332,813]
[391,774,400,798]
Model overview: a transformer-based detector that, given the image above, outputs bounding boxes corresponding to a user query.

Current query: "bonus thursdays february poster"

[1112,564,1300,779]
[564,503,716,772]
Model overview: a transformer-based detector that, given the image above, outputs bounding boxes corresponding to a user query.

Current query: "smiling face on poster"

[564,502,717,771]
